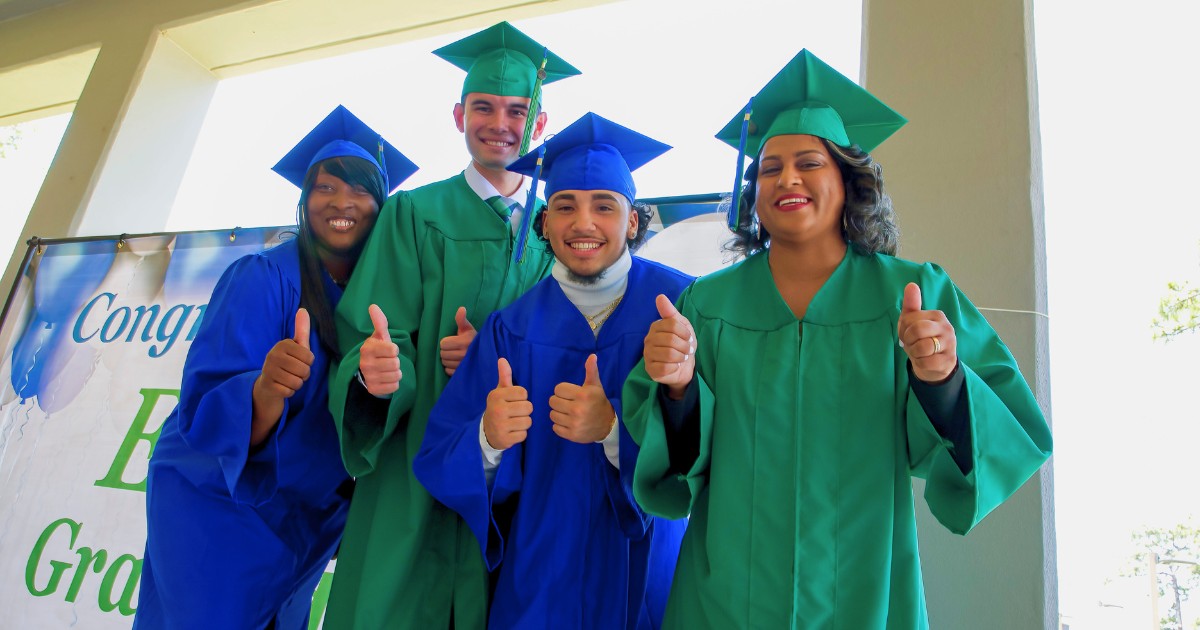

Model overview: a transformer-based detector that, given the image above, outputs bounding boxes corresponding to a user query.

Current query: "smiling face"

[542,189,637,284]
[454,92,547,175]
[304,165,380,265]
[754,134,846,250]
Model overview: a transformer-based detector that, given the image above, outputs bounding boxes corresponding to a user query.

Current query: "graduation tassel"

[518,47,549,156]
[376,136,389,192]
[514,143,546,263]
[728,97,754,231]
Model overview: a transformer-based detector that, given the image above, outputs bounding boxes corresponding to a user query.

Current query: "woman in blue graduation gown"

[134,106,416,630]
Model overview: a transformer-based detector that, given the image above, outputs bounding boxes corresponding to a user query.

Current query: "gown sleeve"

[622,287,717,520]
[601,388,653,540]
[174,253,297,506]
[904,263,1053,535]
[413,312,516,571]
[328,192,422,476]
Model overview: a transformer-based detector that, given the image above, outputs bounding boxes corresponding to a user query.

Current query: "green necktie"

[485,195,513,222]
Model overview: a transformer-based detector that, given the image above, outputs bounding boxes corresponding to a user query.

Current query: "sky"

[2,0,1200,628]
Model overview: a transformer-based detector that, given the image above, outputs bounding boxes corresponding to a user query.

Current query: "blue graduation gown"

[135,239,351,630]
[414,256,692,630]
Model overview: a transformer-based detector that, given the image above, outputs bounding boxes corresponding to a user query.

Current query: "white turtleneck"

[480,250,632,481]
[552,249,632,337]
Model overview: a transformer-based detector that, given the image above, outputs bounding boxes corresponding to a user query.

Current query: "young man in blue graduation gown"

[414,113,690,630]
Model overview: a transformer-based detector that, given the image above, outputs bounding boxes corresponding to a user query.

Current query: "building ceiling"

[0,0,609,124]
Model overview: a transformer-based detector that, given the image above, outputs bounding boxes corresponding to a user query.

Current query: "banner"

[0,227,292,628]
[0,195,726,628]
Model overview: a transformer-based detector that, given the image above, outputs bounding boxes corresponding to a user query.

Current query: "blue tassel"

[514,143,547,263]
[728,97,754,230]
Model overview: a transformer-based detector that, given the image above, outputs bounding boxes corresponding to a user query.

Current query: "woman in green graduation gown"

[622,50,1053,629]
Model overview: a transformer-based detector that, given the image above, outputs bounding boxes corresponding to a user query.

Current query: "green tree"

[1153,241,1200,341]
[0,125,21,158]
[1123,522,1200,629]
[1153,280,1200,341]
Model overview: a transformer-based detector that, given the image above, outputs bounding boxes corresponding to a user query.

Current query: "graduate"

[623,50,1054,629]
[323,22,580,629]
[414,112,690,630]
[134,106,416,630]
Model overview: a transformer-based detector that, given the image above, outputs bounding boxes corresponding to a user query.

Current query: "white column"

[79,34,218,236]
[861,0,1056,628]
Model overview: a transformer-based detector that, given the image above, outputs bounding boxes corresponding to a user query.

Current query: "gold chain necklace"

[584,295,623,332]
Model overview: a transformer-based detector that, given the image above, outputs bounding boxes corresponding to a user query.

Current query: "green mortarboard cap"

[715,49,906,157]
[433,22,581,100]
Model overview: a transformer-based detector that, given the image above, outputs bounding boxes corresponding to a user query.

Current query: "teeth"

[569,242,601,250]
[330,219,354,229]
[485,140,512,147]
[779,197,810,206]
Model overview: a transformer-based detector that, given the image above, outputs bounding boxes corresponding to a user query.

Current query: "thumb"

[655,294,680,320]
[497,357,513,388]
[369,304,389,341]
[902,283,922,314]
[293,308,310,349]
[583,354,601,387]
[455,306,475,335]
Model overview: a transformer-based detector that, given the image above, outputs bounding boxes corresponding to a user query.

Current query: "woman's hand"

[251,308,314,444]
[897,283,958,384]
[644,295,697,400]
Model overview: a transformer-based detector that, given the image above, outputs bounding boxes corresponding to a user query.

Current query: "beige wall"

[863,0,1056,627]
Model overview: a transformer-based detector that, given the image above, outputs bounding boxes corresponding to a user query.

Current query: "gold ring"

[932,336,942,354]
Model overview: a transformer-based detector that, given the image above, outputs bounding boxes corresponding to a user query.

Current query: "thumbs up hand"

[256,308,316,402]
[360,304,402,396]
[643,294,697,400]
[549,354,616,444]
[483,358,532,451]
[250,309,317,444]
[897,282,958,384]
[440,306,477,376]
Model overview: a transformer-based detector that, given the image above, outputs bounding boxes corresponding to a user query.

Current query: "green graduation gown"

[623,247,1052,630]
[325,173,553,629]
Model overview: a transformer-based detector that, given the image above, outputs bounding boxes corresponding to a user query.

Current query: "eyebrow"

[550,193,576,202]
[590,192,621,203]
[761,149,825,161]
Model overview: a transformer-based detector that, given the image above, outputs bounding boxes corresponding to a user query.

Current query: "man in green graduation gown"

[324,22,580,629]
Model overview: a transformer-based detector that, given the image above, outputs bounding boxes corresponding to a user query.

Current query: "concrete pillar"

[862,0,1056,628]
[1,25,217,302]
[80,34,218,235]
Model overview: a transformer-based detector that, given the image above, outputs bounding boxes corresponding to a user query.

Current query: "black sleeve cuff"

[908,361,973,475]
[347,373,392,422]
[657,380,700,474]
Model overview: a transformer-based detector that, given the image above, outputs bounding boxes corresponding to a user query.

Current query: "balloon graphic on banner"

[29,321,100,414]
[163,228,292,305]
[0,255,35,407]
[9,240,116,406]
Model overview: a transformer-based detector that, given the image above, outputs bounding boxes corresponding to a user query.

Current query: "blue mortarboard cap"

[271,105,418,194]
[508,112,670,204]
[506,112,669,263]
